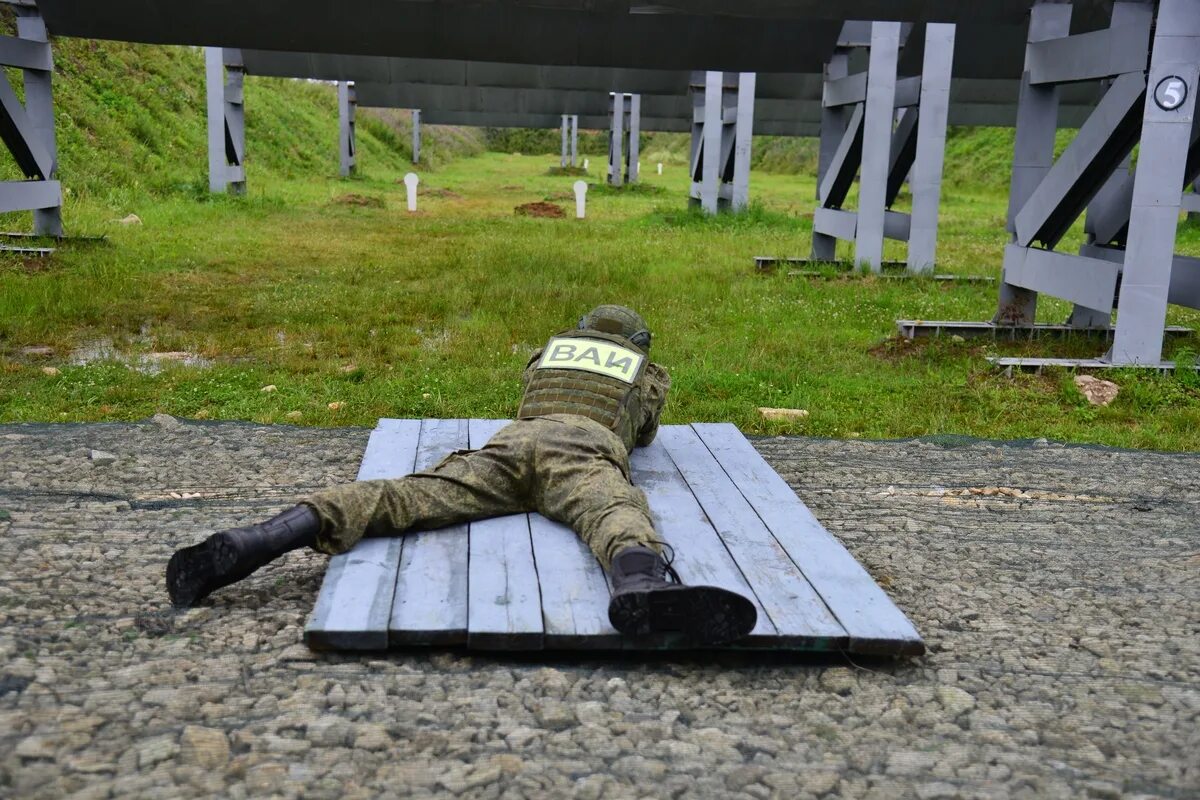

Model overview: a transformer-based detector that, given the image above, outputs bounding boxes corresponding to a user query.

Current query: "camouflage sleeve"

[521,348,544,390]
[635,363,672,447]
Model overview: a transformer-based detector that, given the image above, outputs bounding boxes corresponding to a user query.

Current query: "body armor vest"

[518,329,648,447]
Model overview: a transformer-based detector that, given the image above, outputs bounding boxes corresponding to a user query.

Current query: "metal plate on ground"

[305,419,924,655]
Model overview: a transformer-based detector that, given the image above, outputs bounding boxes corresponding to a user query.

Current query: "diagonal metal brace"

[817,102,864,208]
[0,70,53,179]
[1013,70,1146,249]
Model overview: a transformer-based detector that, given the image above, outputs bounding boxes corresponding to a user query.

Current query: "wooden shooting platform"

[304,419,924,656]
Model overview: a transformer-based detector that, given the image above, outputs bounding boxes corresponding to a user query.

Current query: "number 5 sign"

[1154,76,1189,111]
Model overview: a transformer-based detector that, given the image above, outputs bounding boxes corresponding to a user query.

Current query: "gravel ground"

[1,416,1196,800]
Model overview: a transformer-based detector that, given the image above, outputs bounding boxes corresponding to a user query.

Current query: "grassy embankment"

[2,39,1200,450]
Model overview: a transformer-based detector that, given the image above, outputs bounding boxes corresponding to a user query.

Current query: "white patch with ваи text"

[535,337,645,384]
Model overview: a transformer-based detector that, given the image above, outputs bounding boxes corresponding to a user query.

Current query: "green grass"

[2,152,1199,450]
[1,36,1199,450]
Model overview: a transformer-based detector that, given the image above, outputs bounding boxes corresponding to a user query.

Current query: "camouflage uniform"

[304,331,671,569]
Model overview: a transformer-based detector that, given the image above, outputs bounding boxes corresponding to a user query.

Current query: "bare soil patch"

[514,201,566,219]
[330,193,384,208]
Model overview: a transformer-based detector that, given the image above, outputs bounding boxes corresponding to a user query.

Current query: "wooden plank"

[629,438,780,643]
[658,426,848,649]
[389,418,470,645]
[466,419,544,650]
[692,423,925,656]
[530,514,622,649]
[304,418,421,649]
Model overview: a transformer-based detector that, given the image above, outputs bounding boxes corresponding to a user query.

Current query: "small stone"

[799,770,839,796]
[40,366,60,376]
[950,335,966,343]
[916,782,962,800]
[16,736,56,761]
[573,775,608,800]
[353,723,390,750]
[89,450,118,466]
[260,384,277,393]
[505,726,540,748]
[151,413,181,429]
[1074,374,1119,406]
[286,411,303,421]
[758,407,809,422]
[725,765,767,791]
[179,726,229,769]
[327,401,346,411]
[116,213,142,225]
[136,735,178,768]
[887,750,938,776]
[533,701,577,731]
[819,667,856,695]
[936,686,976,717]
[308,716,352,747]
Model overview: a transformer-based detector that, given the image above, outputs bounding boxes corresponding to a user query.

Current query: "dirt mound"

[514,201,566,219]
[331,193,384,208]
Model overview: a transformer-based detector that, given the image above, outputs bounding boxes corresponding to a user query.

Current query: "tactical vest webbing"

[518,330,648,445]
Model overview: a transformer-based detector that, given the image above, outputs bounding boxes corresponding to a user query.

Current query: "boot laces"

[650,540,682,584]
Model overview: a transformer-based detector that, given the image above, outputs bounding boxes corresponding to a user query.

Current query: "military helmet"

[578,304,652,352]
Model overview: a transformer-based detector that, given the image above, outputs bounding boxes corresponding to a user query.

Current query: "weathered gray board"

[306,419,923,655]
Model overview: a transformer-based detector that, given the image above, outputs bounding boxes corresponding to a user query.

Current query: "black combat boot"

[607,545,757,646]
[166,505,322,607]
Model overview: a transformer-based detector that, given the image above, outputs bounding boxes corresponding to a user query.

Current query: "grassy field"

[3,147,1200,450]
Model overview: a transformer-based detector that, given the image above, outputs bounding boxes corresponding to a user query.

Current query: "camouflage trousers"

[303,415,659,569]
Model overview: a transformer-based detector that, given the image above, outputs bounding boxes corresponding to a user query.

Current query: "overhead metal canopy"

[352,82,1097,129]
[240,50,1101,128]
[36,1,1113,74]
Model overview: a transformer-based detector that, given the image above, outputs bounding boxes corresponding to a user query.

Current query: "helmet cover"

[578,304,652,351]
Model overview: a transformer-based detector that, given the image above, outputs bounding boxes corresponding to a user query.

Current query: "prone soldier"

[166,305,757,645]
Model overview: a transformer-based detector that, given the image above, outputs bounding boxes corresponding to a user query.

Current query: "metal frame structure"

[205,47,245,194]
[337,81,356,177]
[812,21,956,272]
[0,3,62,236]
[689,71,756,213]
[986,0,1200,368]
[559,114,579,167]
[607,93,641,185]
[411,109,421,165]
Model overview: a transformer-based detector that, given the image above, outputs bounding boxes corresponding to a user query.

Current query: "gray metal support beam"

[908,22,955,272]
[338,81,356,177]
[700,71,722,213]
[627,94,641,182]
[1110,0,1200,364]
[570,114,578,167]
[0,8,61,236]
[856,21,902,271]
[732,72,756,211]
[608,91,624,187]
[995,1,1072,324]
[205,47,246,195]
[560,114,569,168]
[411,109,421,164]
[817,49,851,205]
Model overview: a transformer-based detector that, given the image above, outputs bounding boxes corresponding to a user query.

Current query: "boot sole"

[608,585,757,646]
[166,533,241,607]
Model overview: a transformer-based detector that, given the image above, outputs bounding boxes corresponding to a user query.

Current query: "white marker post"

[657,163,663,175]
[403,172,419,212]
[583,158,590,171]
[573,180,588,219]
